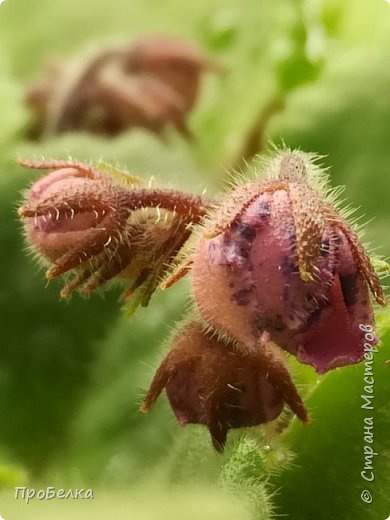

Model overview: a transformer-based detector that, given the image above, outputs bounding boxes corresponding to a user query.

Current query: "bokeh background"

[0,0,389,519]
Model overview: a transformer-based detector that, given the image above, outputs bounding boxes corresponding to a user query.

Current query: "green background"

[0,0,389,518]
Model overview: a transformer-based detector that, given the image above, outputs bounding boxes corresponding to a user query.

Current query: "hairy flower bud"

[17,149,387,451]
[24,166,111,262]
[18,159,209,310]
[142,320,308,451]
[191,150,386,373]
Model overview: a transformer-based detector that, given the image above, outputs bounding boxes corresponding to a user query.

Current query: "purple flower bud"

[192,150,386,374]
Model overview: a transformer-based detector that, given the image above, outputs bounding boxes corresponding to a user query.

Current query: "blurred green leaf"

[269,47,390,255]
[0,156,119,473]
[0,57,28,149]
[62,287,188,485]
[0,461,27,490]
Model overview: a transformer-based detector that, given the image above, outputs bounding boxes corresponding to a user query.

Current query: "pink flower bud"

[192,150,386,374]
[18,159,208,307]
[24,167,108,262]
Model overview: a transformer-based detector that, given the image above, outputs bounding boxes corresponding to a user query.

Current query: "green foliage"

[269,47,390,254]
[0,156,119,472]
[270,313,390,519]
[61,289,189,485]
[0,461,27,490]
[0,57,28,150]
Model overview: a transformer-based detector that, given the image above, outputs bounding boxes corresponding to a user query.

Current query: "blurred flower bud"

[25,35,219,139]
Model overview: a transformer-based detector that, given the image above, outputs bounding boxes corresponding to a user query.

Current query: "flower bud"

[192,150,386,373]
[18,159,208,309]
[142,320,306,451]
[25,35,219,139]
[126,35,218,113]
[23,167,108,262]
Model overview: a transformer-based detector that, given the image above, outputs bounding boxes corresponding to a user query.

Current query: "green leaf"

[271,310,390,519]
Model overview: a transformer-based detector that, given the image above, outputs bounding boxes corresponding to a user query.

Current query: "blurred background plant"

[0,0,389,519]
